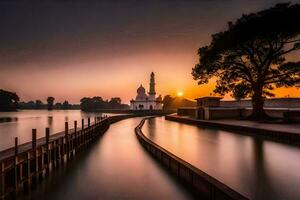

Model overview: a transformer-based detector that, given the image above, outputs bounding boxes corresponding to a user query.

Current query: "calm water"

[25,118,194,200]
[0,110,107,150]
[143,117,300,200]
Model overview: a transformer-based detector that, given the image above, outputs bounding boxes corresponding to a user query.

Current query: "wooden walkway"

[0,116,113,199]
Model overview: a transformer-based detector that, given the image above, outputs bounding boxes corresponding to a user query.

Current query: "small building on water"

[130,72,163,110]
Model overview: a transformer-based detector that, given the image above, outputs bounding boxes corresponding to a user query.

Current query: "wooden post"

[14,137,18,157]
[53,140,57,167]
[74,121,77,151]
[26,152,30,181]
[32,129,37,173]
[81,119,84,147]
[65,122,69,160]
[65,122,68,135]
[1,162,5,198]
[45,128,50,167]
[41,146,45,177]
[46,128,50,145]
[14,137,18,190]
[32,129,36,152]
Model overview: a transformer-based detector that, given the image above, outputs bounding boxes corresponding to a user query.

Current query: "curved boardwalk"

[142,117,300,200]
[24,117,194,200]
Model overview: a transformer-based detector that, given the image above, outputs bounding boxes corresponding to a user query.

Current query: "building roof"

[194,96,223,101]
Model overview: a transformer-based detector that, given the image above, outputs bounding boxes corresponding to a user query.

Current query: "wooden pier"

[0,114,133,199]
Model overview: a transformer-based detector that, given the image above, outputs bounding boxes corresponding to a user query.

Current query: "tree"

[162,95,174,110]
[35,100,43,109]
[80,96,127,111]
[192,3,300,120]
[62,100,70,110]
[47,97,55,110]
[109,97,121,105]
[54,103,62,109]
[0,89,20,111]
[109,97,122,108]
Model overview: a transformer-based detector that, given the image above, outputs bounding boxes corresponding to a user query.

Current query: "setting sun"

[177,91,183,97]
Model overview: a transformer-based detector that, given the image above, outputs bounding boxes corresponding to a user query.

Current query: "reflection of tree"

[47,116,53,128]
[252,139,277,199]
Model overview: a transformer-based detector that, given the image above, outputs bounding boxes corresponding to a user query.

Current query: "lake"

[142,117,300,200]
[0,110,106,150]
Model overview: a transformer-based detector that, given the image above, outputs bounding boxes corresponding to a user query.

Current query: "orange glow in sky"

[0,1,299,104]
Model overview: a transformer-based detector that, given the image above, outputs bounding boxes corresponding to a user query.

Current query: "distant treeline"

[1,88,195,112]
[80,97,129,112]
[0,89,129,112]
[19,100,80,110]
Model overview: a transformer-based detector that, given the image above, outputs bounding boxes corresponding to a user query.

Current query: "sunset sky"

[0,0,299,104]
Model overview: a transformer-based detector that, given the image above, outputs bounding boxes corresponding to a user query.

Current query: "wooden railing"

[135,117,249,200]
[0,114,134,199]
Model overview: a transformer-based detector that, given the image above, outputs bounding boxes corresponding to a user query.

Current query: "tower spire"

[149,72,156,95]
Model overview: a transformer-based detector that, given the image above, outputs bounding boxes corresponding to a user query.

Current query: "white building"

[130,72,163,110]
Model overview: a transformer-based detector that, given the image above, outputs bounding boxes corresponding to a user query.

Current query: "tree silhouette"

[47,97,55,110]
[35,100,43,109]
[162,95,173,109]
[80,96,128,111]
[192,3,300,120]
[0,89,20,111]
[62,100,70,110]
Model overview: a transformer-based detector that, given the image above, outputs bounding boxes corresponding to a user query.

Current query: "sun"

[177,91,183,97]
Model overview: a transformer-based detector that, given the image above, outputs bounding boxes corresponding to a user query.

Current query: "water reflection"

[146,117,156,140]
[47,116,53,128]
[0,110,107,150]
[142,117,300,200]
[251,140,276,200]
[25,118,194,200]
[0,117,18,123]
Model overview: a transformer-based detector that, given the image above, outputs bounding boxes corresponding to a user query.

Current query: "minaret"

[149,72,156,100]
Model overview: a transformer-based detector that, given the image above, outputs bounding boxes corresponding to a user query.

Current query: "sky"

[0,0,300,104]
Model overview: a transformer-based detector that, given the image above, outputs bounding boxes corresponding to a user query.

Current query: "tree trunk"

[249,87,268,121]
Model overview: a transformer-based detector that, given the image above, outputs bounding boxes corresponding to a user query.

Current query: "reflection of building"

[130,72,163,110]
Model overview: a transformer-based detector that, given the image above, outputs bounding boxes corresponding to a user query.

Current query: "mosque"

[130,72,163,110]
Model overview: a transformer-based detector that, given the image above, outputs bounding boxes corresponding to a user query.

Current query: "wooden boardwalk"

[0,115,118,199]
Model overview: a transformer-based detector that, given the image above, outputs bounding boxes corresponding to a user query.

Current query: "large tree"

[0,89,20,111]
[192,3,300,120]
[47,97,55,110]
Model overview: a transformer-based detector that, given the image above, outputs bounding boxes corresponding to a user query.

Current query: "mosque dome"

[137,84,146,94]
[136,84,148,100]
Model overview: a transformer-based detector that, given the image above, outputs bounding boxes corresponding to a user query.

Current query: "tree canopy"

[47,96,55,110]
[192,3,300,120]
[0,89,20,111]
[80,96,129,111]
